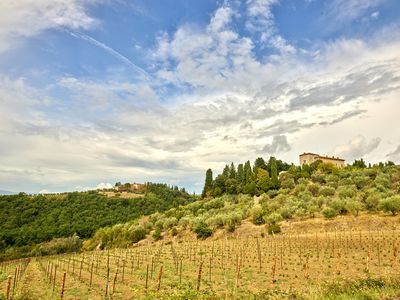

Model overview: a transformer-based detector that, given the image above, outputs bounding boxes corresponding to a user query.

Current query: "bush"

[267,223,281,235]
[338,185,357,199]
[171,227,178,236]
[379,196,400,215]
[323,207,338,219]
[194,222,213,239]
[330,199,349,215]
[346,199,362,216]
[320,186,335,197]
[130,225,147,243]
[152,228,163,241]
[307,183,320,196]
[281,178,295,189]
[364,193,380,211]
[250,205,265,225]
[353,175,371,189]
[263,212,283,225]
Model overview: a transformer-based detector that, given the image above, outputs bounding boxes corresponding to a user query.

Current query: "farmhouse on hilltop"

[299,152,345,168]
[114,182,146,193]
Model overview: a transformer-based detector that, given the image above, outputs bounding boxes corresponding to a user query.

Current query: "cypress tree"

[222,165,230,178]
[229,162,237,179]
[202,169,213,198]
[244,161,252,184]
[270,157,279,189]
[237,164,244,183]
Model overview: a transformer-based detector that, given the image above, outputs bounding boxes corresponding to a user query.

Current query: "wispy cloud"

[68,31,150,79]
[0,0,100,53]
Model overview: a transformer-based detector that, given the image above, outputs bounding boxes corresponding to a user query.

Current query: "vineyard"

[1,228,400,299]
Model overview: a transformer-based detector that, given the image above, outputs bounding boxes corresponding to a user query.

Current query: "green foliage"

[267,223,281,235]
[263,212,283,225]
[322,207,338,219]
[130,225,147,243]
[379,196,400,215]
[152,228,163,241]
[194,222,213,239]
[31,234,82,257]
[202,169,213,198]
[320,186,336,196]
[0,184,194,259]
[250,204,265,225]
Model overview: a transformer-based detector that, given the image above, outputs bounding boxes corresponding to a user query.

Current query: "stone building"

[299,152,345,167]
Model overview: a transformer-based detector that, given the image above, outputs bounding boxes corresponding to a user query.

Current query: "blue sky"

[1,0,400,193]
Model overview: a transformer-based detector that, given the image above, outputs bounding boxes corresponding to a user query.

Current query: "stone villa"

[299,152,345,167]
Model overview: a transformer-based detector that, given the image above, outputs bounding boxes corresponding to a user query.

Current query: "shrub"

[346,199,362,216]
[194,222,213,239]
[375,174,391,189]
[163,217,178,229]
[278,206,295,219]
[353,175,371,189]
[330,199,348,215]
[379,196,400,215]
[224,211,242,232]
[281,178,295,189]
[364,193,380,211]
[320,186,336,197]
[171,227,178,236]
[338,185,357,199]
[130,225,147,243]
[204,197,224,210]
[323,207,338,219]
[178,216,192,229]
[307,183,320,196]
[267,223,281,235]
[263,212,283,225]
[250,205,265,225]
[152,228,163,241]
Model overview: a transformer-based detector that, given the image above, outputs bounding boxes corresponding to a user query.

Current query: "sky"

[0,0,400,194]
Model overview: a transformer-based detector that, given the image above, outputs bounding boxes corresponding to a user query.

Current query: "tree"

[237,164,244,184]
[353,159,367,168]
[379,196,400,215]
[270,157,279,189]
[202,169,213,198]
[222,165,230,178]
[254,157,266,172]
[256,168,270,193]
[244,161,252,184]
[229,162,237,179]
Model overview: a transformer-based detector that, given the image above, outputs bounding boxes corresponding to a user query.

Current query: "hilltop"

[83,158,400,249]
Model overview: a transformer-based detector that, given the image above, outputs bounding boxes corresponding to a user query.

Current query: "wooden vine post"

[145,264,149,292]
[112,268,119,295]
[157,264,163,292]
[196,261,203,291]
[60,272,66,300]
[271,255,277,284]
[6,275,12,300]
[105,253,110,298]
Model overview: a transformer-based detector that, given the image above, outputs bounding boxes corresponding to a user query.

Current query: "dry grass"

[2,215,400,299]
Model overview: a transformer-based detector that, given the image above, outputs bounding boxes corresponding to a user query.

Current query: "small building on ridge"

[299,152,345,168]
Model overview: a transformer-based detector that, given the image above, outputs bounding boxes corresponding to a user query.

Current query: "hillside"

[84,160,400,249]
[0,184,195,261]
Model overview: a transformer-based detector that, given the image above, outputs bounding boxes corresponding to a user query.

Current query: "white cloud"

[1,2,400,192]
[386,145,400,162]
[328,0,386,23]
[262,135,291,154]
[334,135,381,161]
[0,0,100,53]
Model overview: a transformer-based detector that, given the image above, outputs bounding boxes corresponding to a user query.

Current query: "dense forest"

[85,158,400,249]
[0,183,194,260]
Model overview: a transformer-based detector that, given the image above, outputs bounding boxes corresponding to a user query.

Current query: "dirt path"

[14,259,54,300]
